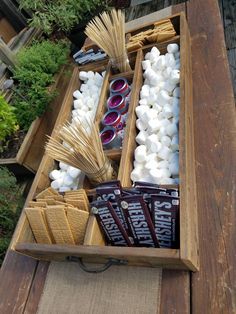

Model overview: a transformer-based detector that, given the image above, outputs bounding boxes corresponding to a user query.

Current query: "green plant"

[0,167,24,266]
[0,95,18,143]
[19,0,108,35]
[13,40,69,130]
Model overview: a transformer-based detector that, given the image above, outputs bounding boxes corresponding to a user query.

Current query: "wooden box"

[0,65,72,175]
[11,13,199,271]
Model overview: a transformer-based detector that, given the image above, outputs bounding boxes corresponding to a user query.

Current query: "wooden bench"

[0,1,235,313]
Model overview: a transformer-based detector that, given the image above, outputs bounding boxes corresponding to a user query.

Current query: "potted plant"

[19,0,110,48]
[0,40,71,174]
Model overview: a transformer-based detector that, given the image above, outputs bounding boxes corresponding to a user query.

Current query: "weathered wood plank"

[187,0,236,313]
[23,262,49,314]
[160,270,190,314]
[159,4,190,314]
[0,251,38,314]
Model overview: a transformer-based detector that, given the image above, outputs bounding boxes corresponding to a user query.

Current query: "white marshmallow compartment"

[131,44,180,185]
[49,70,105,191]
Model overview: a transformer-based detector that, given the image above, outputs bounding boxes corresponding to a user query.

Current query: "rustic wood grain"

[0,251,37,314]
[160,270,190,314]
[160,3,191,314]
[23,262,49,314]
[187,0,236,313]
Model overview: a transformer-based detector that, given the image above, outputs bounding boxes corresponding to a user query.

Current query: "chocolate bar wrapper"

[151,194,179,248]
[96,186,129,232]
[122,188,141,196]
[134,181,159,188]
[120,195,159,248]
[91,200,133,247]
[96,180,122,189]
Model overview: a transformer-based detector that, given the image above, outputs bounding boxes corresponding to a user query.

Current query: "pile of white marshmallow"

[49,70,105,192]
[131,43,180,185]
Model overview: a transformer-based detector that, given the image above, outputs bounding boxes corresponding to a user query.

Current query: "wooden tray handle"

[66,256,128,273]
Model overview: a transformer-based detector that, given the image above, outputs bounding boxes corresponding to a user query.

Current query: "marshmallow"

[162,104,173,118]
[79,71,88,81]
[147,118,161,133]
[153,55,166,70]
[145,52,151,60]
[157,90,171,105]
[161,135,171,147]
[167,43,179,54]
[139,98,148,106]
[163,81,176,93]
[145,159,159,170]
[142,60,151,70]
[74,99,83,109]
[49,169,62,180]
[166,123,178,137]
[94,72,103,85]
[165,53,176,68]
[151,46,160,57]
[140,84,150,98]
[157,160,169,169]
[145,153,157,162]
[87,71,94,79]
[59,186,71,192]
[63,174,74,187]
[67,166,81,179]
[133,160,145,169]
[136,118,147,131]
[157,146,172,160]
[134,145,147,162]
[73,90,82,99]
[170,70,180,84]
[80,84,89,92]
[140,109,154,124]
[162,67,173,79]
[136,130,148,145]
[51,178,63,190]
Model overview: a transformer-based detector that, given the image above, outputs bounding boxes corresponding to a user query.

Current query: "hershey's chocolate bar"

[120,195,159,248]
[151,195,179,248]
[91,200,132,246]
[134,181,159,188]
[96,186,128,232]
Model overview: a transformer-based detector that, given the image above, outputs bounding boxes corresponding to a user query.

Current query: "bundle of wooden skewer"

[126,18,176,52]
[85,9,131,73]
[45,120,115,185]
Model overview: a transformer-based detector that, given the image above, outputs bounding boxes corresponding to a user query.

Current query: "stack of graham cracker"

[25,187,89,245]
[127,19,176,52]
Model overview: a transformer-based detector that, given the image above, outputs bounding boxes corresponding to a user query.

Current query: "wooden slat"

[160,270,190,314]
[23,262,49,314]
[160,3,190,314]
[187,0,236,313]
[0,251,38,314]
